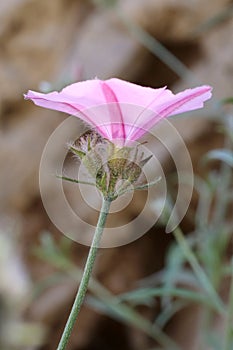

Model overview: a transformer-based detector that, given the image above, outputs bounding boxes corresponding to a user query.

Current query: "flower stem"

[56,198,112,350]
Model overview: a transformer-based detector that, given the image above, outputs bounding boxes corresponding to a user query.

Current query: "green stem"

[223,259,233,350]
[173,226,225,315]
[37,242,181,350]
[57,198,112,350]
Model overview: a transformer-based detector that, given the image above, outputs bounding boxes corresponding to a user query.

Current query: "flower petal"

[106,78,168,107]
[127,85,212,141]
[25,79,212,144]
[100,81,126,140]
[156,85,212,117]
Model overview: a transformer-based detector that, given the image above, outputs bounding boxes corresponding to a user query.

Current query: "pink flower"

[25,78,212,145]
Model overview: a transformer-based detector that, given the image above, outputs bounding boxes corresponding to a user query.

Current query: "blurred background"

[0,0,233,349]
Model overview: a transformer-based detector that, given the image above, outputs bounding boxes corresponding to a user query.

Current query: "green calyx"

[65,131,157,201]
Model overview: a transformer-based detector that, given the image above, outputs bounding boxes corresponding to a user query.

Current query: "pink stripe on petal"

[25,92,107,136]
[125,87,167,141]
[157,86,212,118]
[101,81,126,140]
[25,92,80,115]
[132,86,212,141]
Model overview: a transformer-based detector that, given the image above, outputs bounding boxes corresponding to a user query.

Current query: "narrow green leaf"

[134,177,162,191]
[118,287,216,309]
[204,149,233,167]
[69,146,86,159]
[56,175,96,186]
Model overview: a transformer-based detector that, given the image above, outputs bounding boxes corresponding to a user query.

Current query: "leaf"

[134,177,162,191]
[155,300,188,328]
[56,175,96,186]
[118,287,215,309]
[69,146,86,159]
[204,149,233,167]
[221,97,233,105]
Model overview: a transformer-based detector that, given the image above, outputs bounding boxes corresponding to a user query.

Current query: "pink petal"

[100,81,126,140]
[106,78,169,107]
[156,85,212,117]
[25,89,113,139]
[127,85,212,141]
[58,79,106,105]
[25,90,82,115]
[25,79,212,144]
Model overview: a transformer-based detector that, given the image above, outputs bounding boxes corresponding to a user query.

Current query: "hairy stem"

[57,198,111,350]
